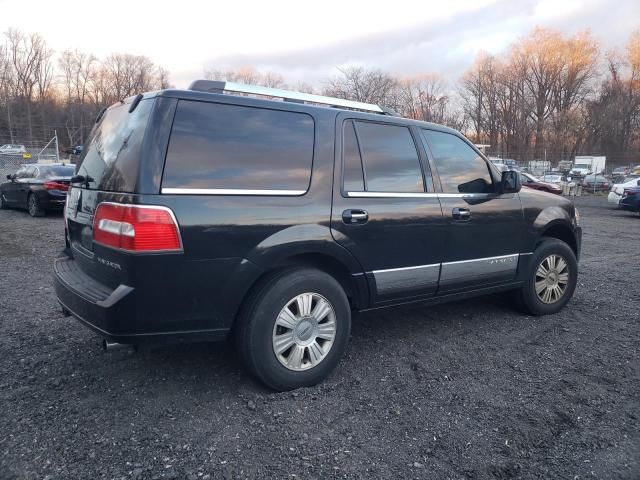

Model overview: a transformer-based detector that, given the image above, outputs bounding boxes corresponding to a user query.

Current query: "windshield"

[39,165,75,178]
[76,98,153,192]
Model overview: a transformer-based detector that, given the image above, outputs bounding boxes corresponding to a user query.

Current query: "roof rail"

[188,80,397,115]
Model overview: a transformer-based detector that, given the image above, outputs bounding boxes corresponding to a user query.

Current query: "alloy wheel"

[534,254,570,304]
[28,196,37,216]
[272,292,337,371]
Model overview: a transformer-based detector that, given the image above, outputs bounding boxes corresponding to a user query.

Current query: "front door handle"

[342,209,369,224]
[452,207,471,221]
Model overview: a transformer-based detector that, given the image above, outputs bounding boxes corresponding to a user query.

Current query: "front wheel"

[236,268,351,391]
[516,238,578,315]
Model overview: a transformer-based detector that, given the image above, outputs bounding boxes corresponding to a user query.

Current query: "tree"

[324,66,397,106]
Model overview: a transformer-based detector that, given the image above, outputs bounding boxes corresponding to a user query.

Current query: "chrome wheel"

[534,254,570,304]
[272,292,337,371]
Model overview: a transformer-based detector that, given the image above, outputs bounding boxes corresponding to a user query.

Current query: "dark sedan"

[0,163,74,216]
[520,172,563,195]
[619,186,640,214]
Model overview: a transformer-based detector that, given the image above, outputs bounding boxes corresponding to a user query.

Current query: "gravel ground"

[0,195,638,480]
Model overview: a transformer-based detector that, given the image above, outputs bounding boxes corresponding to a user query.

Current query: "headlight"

[573,207,580,226]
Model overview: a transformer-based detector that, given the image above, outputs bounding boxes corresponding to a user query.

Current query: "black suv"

[54,81,582,391]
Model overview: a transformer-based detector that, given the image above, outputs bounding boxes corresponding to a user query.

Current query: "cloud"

[196,0,639,87]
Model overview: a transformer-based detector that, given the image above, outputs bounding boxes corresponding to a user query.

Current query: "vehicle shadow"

[93,293,518,393]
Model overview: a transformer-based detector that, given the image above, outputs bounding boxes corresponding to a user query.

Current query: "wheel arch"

[538,221,578,256]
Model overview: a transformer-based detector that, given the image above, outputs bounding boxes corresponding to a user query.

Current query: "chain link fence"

[0,132,79,180]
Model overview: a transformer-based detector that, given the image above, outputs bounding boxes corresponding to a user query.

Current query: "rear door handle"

[342,209,368,224]
[452,207,471,221]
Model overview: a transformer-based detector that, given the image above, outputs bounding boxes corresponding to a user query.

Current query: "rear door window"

[162,101,314,193]
[343,121,424,193]
[75,98,154,192]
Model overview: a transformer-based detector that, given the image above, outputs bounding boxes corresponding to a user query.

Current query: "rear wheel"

[236,268,351,391]
[27,193,45,217]
[516,238,578,315]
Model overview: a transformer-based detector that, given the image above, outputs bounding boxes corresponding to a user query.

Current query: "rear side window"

[422,130,493,194]
[39,165,75,178]
[162,101,314,192]
[76,98,153,192]
[342,121,424,193]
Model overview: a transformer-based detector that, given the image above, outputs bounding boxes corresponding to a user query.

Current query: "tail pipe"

[102,339,130,351]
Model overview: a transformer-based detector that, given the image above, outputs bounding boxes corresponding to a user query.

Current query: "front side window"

[422,130,494,194]
[163,101,314,192]
[342,121,424,193]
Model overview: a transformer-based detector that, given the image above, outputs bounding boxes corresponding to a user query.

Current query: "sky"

[1,0,638,88]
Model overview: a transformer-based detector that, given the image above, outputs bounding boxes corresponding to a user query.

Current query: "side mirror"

[500,170,521,194]
[6,174,13,181]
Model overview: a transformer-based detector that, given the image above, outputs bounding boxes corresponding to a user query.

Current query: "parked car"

[581,174,610,192]
[612,166,631,178]
[63,145,84,156]
[619,186,640,214]
[0,144,27,155]
[520,172,563,195]
[540,172,564,184]
[0,163,75,216]
[53,81,582,391]
[608,175,640,205]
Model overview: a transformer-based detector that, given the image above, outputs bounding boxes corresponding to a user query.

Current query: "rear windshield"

[39,165,75,178]
[75,98,153,192]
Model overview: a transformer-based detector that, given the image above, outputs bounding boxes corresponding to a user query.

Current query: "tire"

[235,268,351,391]
[516,238,578,315]
[27,193,45,217]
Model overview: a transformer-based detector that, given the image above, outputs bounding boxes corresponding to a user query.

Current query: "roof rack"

[188,80,398,116]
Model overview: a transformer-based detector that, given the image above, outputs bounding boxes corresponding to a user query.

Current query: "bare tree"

[324,67,397,105]
[398,74,450,124]
[6,29,45,142]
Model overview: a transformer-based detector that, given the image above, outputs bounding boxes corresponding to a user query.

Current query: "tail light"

[44,181,69,191]
[93,203,182,253]
[623,189,637,196]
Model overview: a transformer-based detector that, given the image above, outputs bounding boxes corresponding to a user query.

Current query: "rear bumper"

[54,254,137,342]
[53,252,229,344]
[36,190,66,210]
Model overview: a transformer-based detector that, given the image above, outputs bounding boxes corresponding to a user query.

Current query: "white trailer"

[572,156,606,175]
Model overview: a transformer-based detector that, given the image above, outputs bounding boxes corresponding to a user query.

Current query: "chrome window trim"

[346,191,489,199]
[161,188,306,196]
